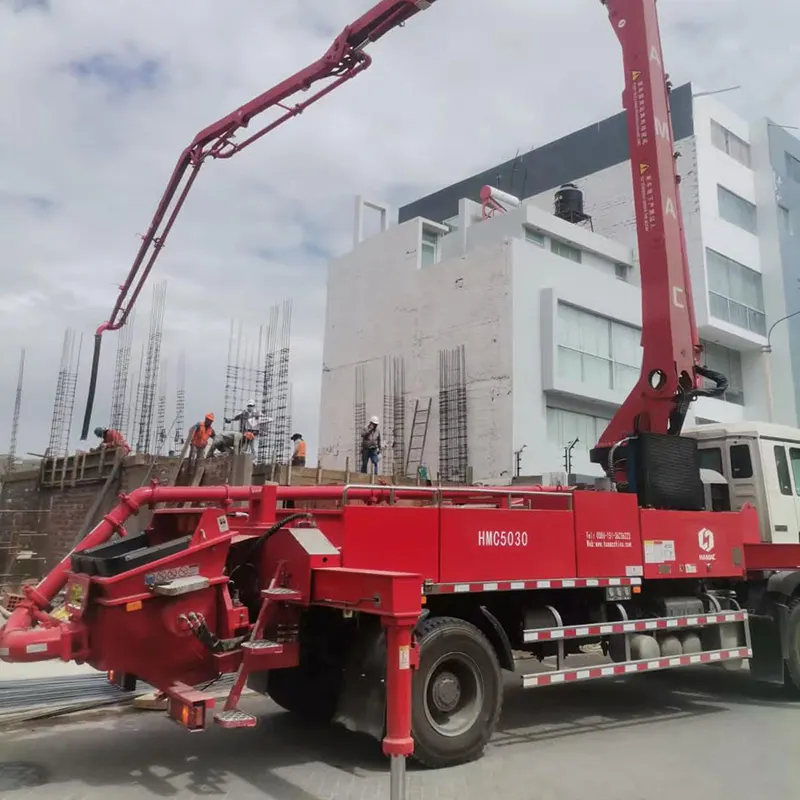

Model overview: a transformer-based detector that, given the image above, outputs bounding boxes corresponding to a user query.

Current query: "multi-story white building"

[318,82,798,483]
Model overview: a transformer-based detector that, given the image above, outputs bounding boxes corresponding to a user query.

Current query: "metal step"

[242,639,282,651]
[214,709,257,728]
[262,587,302,600]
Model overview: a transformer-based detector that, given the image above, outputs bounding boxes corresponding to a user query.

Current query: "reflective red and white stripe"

[522,610,747,643]
[425,577,641,595]
[522,647,752,688]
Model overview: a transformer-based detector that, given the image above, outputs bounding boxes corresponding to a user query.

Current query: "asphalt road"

[1,664,798,800]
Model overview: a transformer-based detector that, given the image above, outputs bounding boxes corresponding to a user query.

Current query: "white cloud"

[0,0,798,460]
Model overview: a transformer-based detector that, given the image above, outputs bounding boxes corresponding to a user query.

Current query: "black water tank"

[554,183,584,221]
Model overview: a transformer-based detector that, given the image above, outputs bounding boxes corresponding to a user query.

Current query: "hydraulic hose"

[693,364,729,399]
[80,330,105,440]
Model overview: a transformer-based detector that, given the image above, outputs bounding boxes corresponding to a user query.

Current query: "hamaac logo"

[698,528,715,554]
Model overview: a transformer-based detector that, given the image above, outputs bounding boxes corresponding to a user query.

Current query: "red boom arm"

[590,0,726,471]
[80,0,438,439]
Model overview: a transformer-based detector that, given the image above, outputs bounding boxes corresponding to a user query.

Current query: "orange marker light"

[126,600,143,612]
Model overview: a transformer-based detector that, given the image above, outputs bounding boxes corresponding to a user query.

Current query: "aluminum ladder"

[404,398,432,478]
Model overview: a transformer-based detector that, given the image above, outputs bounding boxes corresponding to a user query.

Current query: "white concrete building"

[319,83,798,483]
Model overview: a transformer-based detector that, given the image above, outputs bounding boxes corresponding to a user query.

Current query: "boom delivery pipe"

[80,0,439,439]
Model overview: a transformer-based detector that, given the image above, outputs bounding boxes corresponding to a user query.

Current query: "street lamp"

[761,310,800,422]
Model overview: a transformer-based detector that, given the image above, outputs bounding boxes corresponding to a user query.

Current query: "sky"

[0,0,798,463]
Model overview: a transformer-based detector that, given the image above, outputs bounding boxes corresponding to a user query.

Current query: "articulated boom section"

[80,0,439,439]
[591,0,725,473]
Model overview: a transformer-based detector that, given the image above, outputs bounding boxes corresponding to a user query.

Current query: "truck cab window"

[697,447,723,474]
[789,448,800,497]
[729,444,753,479]
[774,445,793,496]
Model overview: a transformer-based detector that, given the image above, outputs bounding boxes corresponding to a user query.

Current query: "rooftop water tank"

[554,183,585,223]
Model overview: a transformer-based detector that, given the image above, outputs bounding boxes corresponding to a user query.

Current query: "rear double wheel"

[411,616,503,768]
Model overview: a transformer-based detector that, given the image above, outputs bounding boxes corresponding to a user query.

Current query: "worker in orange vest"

[92,426,131,456]
[290,433,306,467]
[188,413,216,466]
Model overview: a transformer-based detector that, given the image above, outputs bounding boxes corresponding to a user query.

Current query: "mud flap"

[748,607,788,685]
[334,622,387,741]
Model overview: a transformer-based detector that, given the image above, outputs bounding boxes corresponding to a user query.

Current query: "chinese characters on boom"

[585,530,633,548]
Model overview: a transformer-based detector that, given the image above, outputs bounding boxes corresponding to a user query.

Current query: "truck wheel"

[411,616,503,768]
[783,598,800,693]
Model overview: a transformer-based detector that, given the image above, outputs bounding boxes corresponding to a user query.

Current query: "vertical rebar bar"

[6,349,25,474]
[47,329,82,457]
[354,363,366,469]
[136,281,167,455]
[109,310,135,433]
[393,358,406,475]
[174,352,186,447]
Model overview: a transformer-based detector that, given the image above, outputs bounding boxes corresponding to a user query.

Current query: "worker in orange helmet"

[188,412,216,467]
[290,433,306,467]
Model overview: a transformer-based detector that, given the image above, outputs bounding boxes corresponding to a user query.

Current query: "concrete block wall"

[319,227,515,481]
[0,454,236,591]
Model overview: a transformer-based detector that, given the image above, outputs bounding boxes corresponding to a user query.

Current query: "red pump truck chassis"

[7,0,800,798]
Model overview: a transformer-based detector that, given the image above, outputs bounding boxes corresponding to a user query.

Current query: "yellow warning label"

[632,70,641,81]
[399,644,410,670]
[639,163,649,174]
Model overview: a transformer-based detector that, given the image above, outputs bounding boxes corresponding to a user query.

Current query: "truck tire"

[783,598,800,693]
[411,616,503,768]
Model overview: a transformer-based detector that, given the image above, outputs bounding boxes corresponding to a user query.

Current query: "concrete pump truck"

[4,1,800,798]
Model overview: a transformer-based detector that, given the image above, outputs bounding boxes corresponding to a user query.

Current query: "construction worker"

[188,413,216,466]
[360,416,381,474]
[92,426,131,456]
[290,433,306,467]
[208,430,253,457]
[225,400,264,455]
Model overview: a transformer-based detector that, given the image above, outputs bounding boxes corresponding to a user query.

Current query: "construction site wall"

[0,453,423,594]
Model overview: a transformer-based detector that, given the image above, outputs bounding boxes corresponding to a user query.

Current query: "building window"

[710,120,751,168]
[786,152,800,183]
[420,229,439,267]
[706,248,766,335]
[551,239,582,263]
[779,205,793,235]
[546,407,613,458]
[556,303,641,393]
[524,227,545,247]
[614,263,629,282]
[700,340,745,405]
[717,185,757,234]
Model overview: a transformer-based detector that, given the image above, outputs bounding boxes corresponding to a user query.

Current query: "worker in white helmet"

[360,415,382,474]
[225,399,262,455]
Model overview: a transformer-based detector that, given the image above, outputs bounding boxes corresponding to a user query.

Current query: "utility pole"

[514,444,526,478]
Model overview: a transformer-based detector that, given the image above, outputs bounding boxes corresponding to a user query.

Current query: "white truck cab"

[683,421,800,545]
